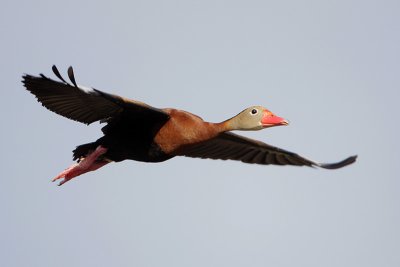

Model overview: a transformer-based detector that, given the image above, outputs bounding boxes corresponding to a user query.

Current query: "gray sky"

[1,0,399,266]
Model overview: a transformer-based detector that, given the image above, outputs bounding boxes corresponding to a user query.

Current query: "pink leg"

[52,145,110,186]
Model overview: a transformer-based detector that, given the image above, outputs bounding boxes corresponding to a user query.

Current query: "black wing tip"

[21,73,30,82]
[21,73,39,90]
[67,66,78,87]
[318,155,358,170]
[22,65,67,84]
[51,65,69,84]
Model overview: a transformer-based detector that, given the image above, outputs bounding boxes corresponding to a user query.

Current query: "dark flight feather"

[22,66,169,125]
[178,132,357,169]
[67,66,78,87]
[52,65,68,84]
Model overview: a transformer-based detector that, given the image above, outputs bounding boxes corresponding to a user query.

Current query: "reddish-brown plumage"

[155,109,224,154]
[22,66,357,186]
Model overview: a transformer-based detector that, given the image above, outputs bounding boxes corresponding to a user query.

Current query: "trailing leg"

[52,145,110,186]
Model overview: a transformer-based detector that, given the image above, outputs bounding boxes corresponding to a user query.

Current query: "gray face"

[233,106,266,131]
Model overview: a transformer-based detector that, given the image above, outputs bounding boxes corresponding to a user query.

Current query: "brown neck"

[213,120,236,133]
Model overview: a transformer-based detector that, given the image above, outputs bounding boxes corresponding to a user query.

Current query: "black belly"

[95,113,173,163]
[101,137,174,163]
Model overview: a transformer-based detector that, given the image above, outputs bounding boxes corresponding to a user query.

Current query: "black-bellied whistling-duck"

[22,66,357,186]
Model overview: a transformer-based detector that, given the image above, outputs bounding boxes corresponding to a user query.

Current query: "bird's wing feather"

[177,132,357,169]
[22,65,169,125]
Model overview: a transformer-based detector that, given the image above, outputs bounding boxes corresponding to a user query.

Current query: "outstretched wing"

[22,65,169,125]
[177,132,357,169]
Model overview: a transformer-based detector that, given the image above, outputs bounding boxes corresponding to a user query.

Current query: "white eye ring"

[250,108,258,115]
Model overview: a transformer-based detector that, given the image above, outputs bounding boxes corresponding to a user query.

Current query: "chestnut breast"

[154,109,222,154]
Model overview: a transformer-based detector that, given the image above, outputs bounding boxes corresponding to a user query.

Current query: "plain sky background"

[1,0,399,266]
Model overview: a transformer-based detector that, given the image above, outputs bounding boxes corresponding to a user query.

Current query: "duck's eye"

[251,109,258,115]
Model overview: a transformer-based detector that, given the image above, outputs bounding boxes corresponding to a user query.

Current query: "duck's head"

[226,106,289,131]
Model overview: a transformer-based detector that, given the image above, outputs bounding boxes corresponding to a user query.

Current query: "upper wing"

[177,132,357,169]
[22,65,169,125]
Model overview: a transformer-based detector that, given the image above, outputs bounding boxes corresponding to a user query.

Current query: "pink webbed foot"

[52,145,109,186]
